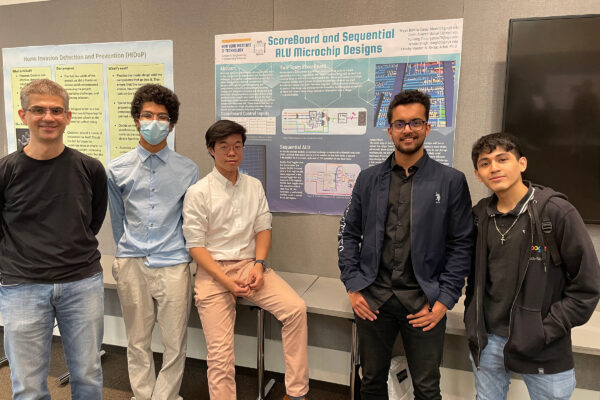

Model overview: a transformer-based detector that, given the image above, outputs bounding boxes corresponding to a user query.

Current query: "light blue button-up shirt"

[107,144,199,267]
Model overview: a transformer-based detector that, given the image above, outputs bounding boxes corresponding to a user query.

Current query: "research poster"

[3,40,174,164]
[215,19,463,215]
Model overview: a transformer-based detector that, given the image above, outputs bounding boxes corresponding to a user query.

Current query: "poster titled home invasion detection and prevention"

[3,40,174,165]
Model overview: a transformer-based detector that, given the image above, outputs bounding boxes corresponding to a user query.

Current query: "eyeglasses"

[215,144,244,153]
[139,111,170,122]
[25,106,66,117]
[390,119,427,131]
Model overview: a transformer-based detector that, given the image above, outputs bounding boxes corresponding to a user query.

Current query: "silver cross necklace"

[493,214,521,245]
[492,188,535,245]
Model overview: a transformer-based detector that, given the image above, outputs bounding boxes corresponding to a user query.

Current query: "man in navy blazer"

[338,90,473,399]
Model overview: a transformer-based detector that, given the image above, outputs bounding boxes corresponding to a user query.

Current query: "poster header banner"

[215,19,462,64]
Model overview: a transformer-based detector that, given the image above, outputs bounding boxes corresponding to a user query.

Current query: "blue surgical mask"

[140,120,170,145]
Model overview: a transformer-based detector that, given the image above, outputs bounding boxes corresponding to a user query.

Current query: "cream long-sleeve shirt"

[182,167,271,260]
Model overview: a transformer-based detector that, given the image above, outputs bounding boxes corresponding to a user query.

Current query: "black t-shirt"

[484,186,533,337]
[0,147,107,284]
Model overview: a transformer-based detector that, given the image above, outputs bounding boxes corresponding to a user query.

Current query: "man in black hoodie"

[464,132,600,399]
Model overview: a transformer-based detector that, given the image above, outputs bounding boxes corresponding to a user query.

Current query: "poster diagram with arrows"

[216,19,462,214]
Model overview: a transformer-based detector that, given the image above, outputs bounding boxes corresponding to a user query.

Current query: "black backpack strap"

[530,198,562,269]
[540,203,562,267]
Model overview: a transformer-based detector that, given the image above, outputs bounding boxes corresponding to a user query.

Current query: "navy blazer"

[338,151,474,310]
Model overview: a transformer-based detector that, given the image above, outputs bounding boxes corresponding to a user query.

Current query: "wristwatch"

[254,259,266,270]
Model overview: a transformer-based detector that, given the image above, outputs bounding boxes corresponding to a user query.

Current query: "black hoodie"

[464,183,600,374]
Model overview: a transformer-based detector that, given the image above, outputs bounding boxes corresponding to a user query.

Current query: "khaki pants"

[113,257,192,400]
[195,259,309,399]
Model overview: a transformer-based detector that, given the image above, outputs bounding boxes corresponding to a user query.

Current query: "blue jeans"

[0,273,104,400]
[471,334,576,400]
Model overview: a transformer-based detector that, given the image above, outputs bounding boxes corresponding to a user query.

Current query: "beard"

[395,135,425,155]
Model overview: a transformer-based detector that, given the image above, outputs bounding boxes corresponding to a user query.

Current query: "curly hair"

[387,90,431,124]
[130,84,180,124]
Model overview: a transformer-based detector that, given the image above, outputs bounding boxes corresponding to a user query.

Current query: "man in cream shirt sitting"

[183,119,309,400]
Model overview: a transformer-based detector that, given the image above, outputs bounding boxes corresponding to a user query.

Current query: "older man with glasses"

[0,79,107,399]
[107,84,198,400]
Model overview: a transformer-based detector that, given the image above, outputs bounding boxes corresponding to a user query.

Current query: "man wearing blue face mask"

[107,84,198,400]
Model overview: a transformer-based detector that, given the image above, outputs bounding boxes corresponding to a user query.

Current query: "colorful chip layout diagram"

[304,163,360,196]
[282,108,367,135]
[373,61,456,128]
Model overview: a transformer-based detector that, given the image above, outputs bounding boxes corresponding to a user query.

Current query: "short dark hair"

[131,84,180,124]
[205,120,247,157]
[471,132,524,169]
[387,90,431,124]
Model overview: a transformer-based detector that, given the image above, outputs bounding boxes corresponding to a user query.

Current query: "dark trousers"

[356,296,446,400]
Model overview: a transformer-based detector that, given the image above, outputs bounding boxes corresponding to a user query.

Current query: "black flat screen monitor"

[503,15,600,224]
